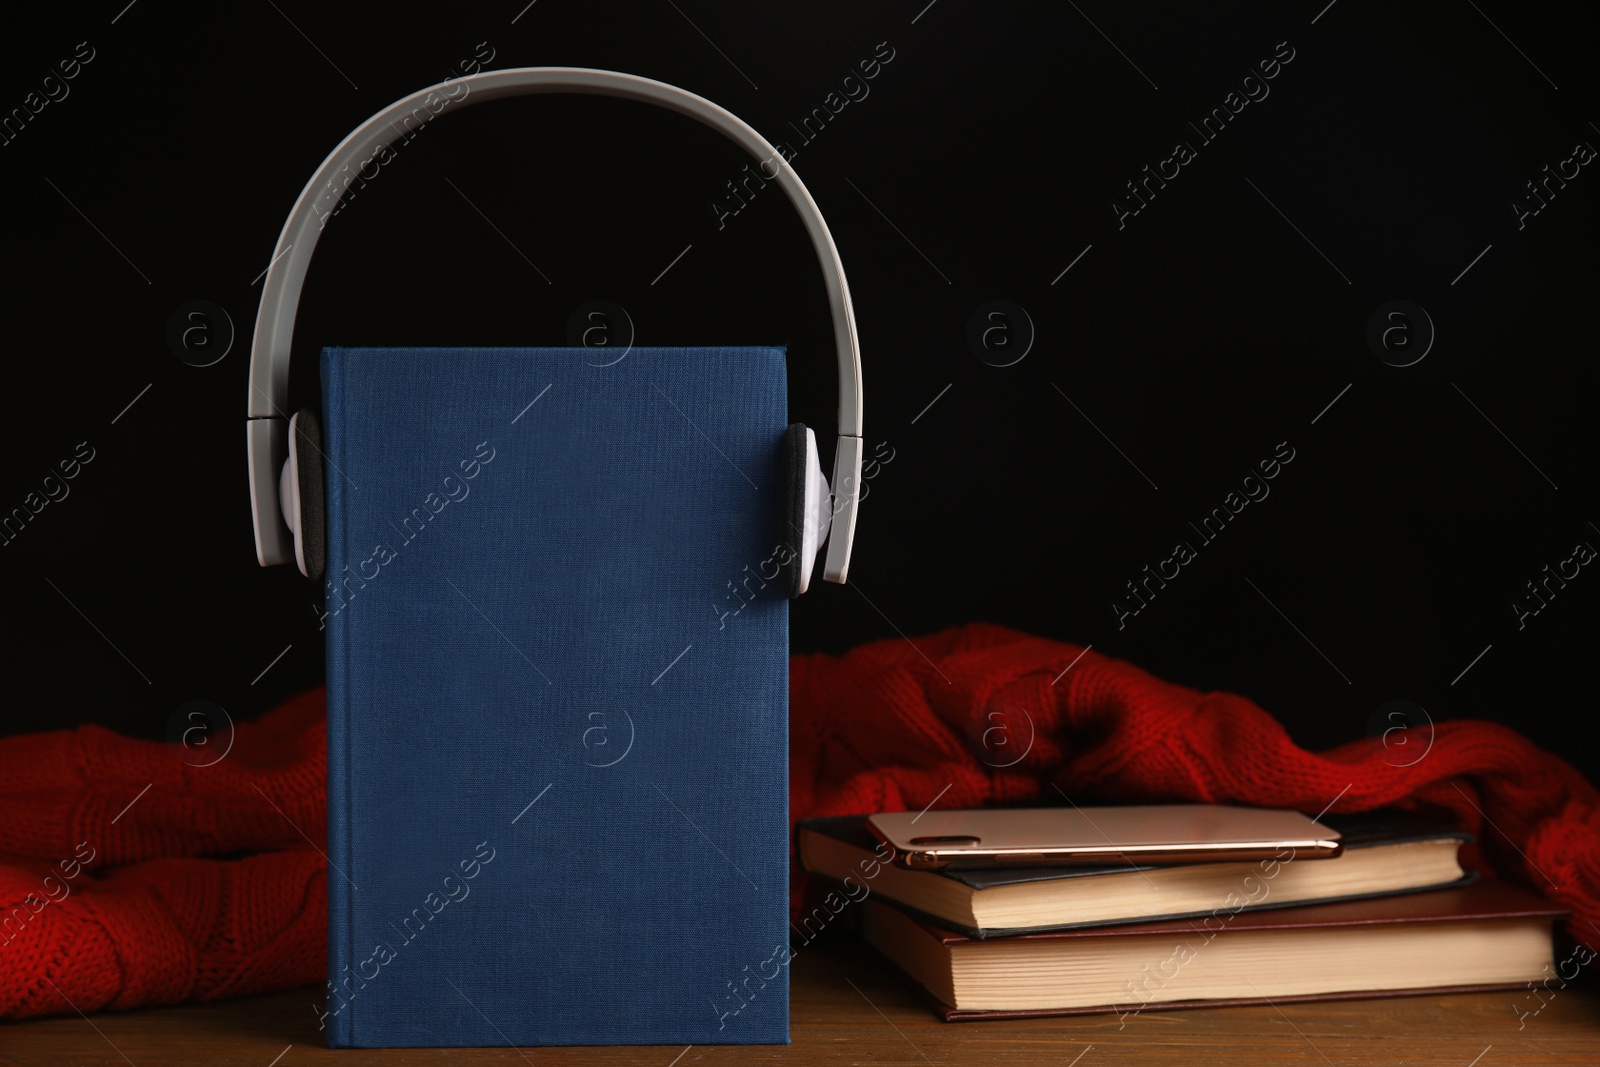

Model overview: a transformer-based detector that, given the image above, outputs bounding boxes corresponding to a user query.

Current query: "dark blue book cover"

[321,347,790,1047]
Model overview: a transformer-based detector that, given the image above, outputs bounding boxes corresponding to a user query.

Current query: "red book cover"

[864,880,1565,1021]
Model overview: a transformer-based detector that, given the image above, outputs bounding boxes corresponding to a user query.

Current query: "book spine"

[322,352,354,1049]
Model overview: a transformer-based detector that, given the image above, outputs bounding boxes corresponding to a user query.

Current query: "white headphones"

[246,67,863,595]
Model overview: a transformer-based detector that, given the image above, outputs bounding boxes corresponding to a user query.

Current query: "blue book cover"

[321,346,790,1047]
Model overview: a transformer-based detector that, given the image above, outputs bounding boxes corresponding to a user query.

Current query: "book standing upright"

[322,346,791,1047]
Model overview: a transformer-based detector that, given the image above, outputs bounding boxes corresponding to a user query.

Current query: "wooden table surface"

[5,931,1597,1066]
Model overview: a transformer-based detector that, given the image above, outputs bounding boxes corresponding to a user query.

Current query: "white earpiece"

[278,412,309,578]
[794,427,833,596]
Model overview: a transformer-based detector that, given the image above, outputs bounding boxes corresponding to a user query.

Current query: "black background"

[3,2,1596,782]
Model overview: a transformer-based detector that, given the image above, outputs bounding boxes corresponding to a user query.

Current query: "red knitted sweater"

[3,624,1595,1020]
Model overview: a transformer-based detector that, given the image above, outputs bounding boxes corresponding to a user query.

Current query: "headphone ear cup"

[780,424,809,598]
[779,423,833,598]
[293,407,327,583]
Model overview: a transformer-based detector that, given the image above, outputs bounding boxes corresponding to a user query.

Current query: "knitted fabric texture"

[3,624,1595,1020]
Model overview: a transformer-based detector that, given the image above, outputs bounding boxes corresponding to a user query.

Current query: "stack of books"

[796,810,1562,1020]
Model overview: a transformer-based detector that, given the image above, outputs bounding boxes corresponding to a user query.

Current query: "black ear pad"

[779,423,809,599]
[294,406,327,584]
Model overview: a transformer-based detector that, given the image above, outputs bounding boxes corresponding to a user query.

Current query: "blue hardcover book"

[320,346,790,1047]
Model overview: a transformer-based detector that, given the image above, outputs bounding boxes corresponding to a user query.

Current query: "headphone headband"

[247,67,862,581]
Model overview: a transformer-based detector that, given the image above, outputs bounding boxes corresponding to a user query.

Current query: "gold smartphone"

[866,804,1342,870]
